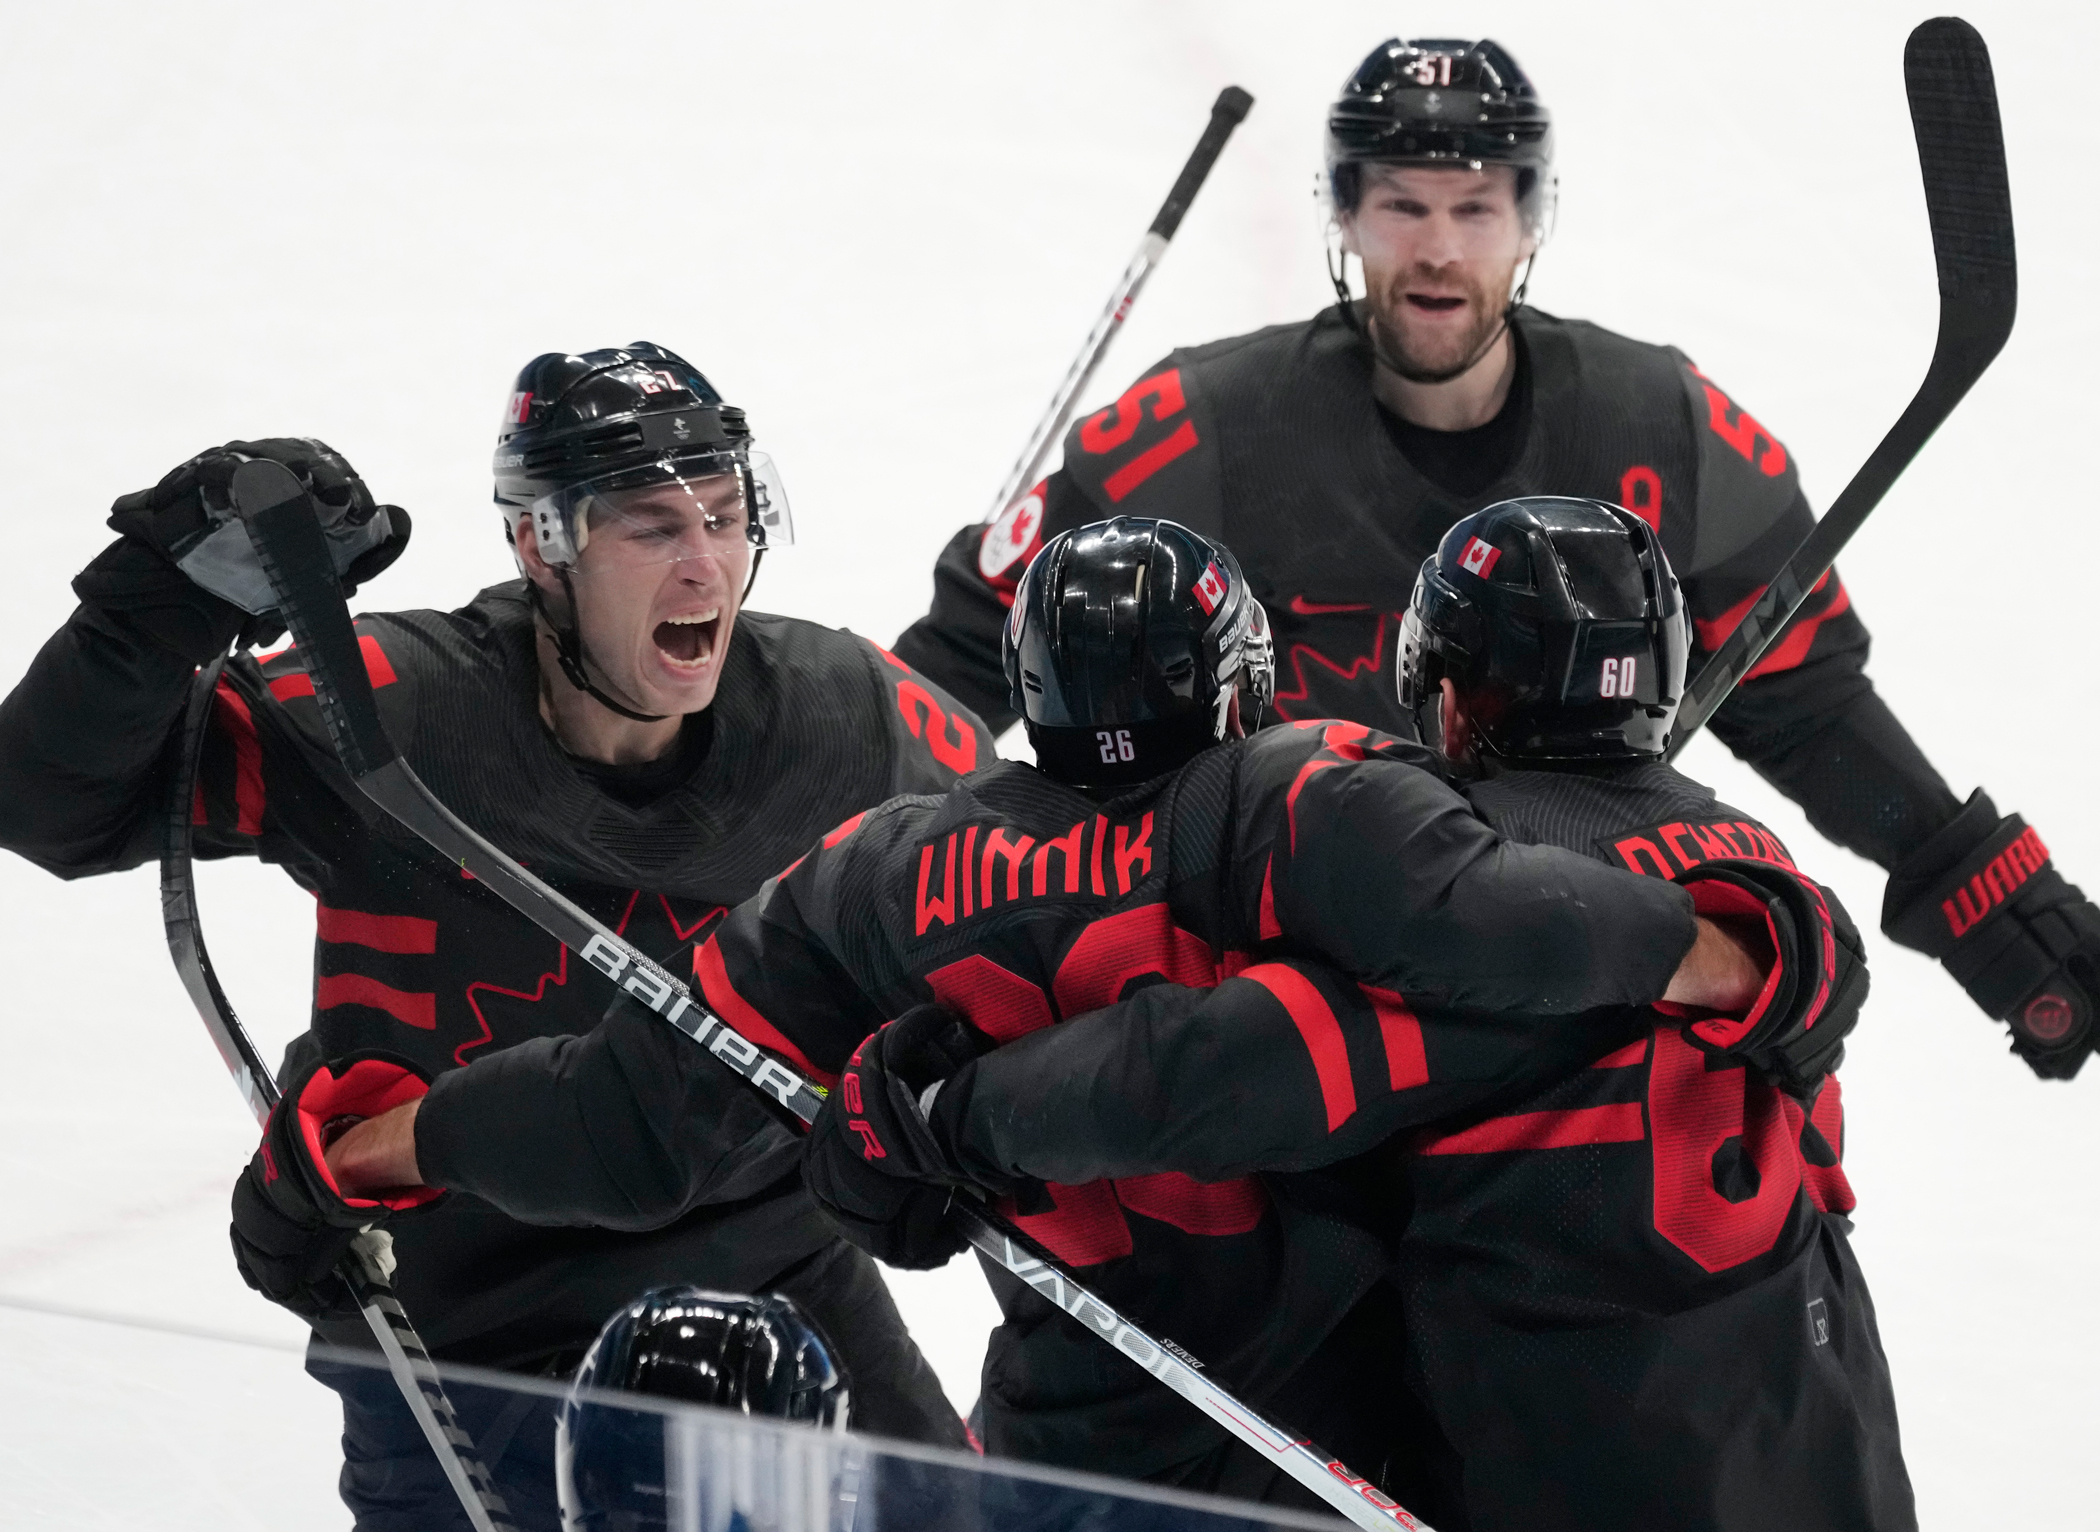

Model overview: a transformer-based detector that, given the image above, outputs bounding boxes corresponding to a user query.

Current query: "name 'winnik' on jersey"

[915,812,1156,934]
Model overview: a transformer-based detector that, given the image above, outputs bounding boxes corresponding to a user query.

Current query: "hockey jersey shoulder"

[1518,309,1801,576]
[243,594,464,782]
[1055,312,1359,532]
[1463,761,1797,880]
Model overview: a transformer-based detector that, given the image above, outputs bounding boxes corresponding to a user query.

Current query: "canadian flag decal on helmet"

[1194,561,1229,615]
[507,391,534,425]
[1459,536,1502,577]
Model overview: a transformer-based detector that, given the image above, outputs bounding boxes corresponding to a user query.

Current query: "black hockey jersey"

[927,760,1913,1530]
[894,304,1961,871]
[416,720,1700,1481]
[0,580,984,1368]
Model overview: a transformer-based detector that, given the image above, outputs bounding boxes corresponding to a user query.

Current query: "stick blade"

[1906,17,2016,330]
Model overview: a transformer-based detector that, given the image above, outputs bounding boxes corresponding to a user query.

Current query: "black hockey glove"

[1665,859,1869,1094]
[229,1052,440,1324]
[801,1004,998,1270]
[73,438,410,662]
[1884,790,2100,1079]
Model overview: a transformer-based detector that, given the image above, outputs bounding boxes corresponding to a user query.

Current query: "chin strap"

[528,537,766,725]
[1326,234,1537,388]
[530,573,668,724]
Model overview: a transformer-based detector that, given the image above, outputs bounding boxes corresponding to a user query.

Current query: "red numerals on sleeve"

[1078,369,1200,504]
[896,679,978,775]
[1691,368,1787,478]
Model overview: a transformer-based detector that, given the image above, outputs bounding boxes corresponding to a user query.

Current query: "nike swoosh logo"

[1287,595,1374,616]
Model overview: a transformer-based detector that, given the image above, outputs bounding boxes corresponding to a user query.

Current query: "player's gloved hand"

[801,1004,997,1270]
[1883,790,2100,1080]
[1664,859,1869,1094]
[73,438,410,660]
[229,1052,441,1324]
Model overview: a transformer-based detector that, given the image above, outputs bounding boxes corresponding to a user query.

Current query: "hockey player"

[831,500,1907,1529]
[893,35,2100,1081]
[315,518,1849,1508]
[0,343,977,1529]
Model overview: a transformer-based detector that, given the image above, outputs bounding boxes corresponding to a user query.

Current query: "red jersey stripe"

[1358,984,1429,1090]
[1114,1171,1268,1237]
[316,973,435,1030]
[692,936,836,1088]
[1691,572,1849,680]
[1242,964,1355,1131]
[267,633,400,702]
[317,905,438,955]
[1590,1038,1650,1070]
[1004,1179,1133,1267]
[211,680,266,836]
[1420,1102,1646,1156]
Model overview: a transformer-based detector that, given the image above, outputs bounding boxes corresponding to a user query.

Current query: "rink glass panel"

[0,1298,1342,1531]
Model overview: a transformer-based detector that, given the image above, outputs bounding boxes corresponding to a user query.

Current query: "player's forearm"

[948,980,1324,1185]
[949,964,1676,1186]
[1282,765,1699,1012]
[404,1009,804,1230]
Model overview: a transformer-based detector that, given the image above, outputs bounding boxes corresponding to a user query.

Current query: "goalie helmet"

[1398,497,1687,762]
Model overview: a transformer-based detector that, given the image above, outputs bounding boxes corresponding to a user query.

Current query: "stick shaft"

[982,86,1252,524]
[162,657,517,1532]
[1673,17,2013,745]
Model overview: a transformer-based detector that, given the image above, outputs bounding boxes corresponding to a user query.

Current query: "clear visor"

[536,450,793,566]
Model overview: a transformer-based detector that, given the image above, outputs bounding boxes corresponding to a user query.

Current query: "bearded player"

[895,36,2100,1081]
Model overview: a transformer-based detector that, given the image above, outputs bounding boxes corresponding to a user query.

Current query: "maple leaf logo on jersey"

[979,488,1046,580]
[1193,561,1229,615]
[1458,536,1502,578]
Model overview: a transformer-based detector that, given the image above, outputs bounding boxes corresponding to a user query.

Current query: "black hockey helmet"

[556,1287,849,1532]
[492,340,792,566]
[1325,38,1556,242]
[1398,497,1688,762]
[492,342,792,722]
[1004,517,1274,790]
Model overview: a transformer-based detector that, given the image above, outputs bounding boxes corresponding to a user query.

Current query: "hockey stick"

[226,457,1431,1532]
[1672,16,2014,748]
[162,658,519,1532]
[981,85,1253,525]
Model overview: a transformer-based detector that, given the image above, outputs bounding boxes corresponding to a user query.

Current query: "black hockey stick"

[162,658,519,1532]
[981,85,1253,524]
[1672,16,2014,748]
[225,457,1431,1532]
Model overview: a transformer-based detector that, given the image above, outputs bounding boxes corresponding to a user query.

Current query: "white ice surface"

[0,2,2094,1527]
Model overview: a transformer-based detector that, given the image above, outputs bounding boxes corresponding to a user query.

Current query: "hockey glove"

[230,1052,440,1324]
[801,1004,997,1270]
[1666,859,1869,1094]
[1884,790,2100,1079]
[74,438,410,661]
